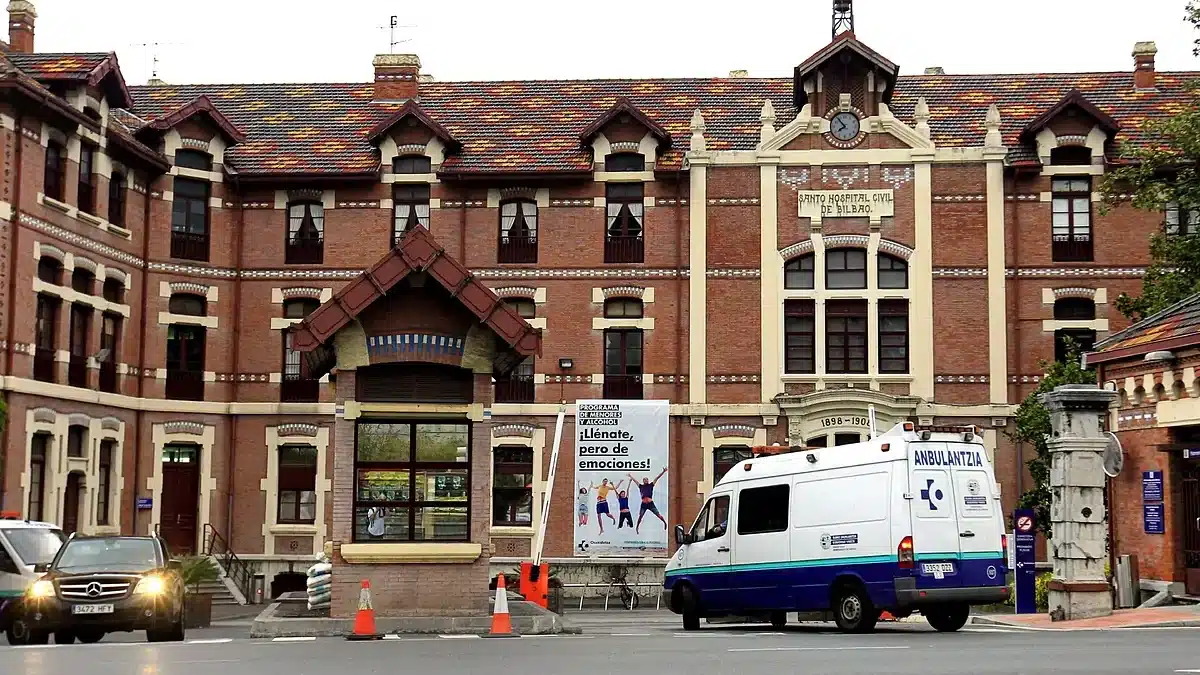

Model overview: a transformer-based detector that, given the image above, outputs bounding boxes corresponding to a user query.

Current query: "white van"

[664,423,1009,633]
[1,519,67,644]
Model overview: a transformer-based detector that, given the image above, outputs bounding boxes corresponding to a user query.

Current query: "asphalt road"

[3,622,1200,675]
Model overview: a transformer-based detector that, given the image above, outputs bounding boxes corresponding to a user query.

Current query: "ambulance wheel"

[682,612,701,631]
[770,611,788,629]
[925,603,970,632]
[833,584,877,633]
[5,618,31,645]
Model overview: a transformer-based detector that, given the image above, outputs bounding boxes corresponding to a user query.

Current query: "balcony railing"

[494,375,535,403]
[98,360,117,393]
[603,373,643,400]
[280,375,320,402]
[67,354,88,388]
[498,234,538,264]
[165,369,205,401]
[604,234,645,264]
[1052,236,1093,263]
[285,236,324,264]
[170,231,210,262]
[33,347,56,383]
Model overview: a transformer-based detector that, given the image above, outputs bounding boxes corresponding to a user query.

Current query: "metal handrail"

[203,523,253,603]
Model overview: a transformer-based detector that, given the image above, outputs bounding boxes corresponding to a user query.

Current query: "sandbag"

[306,574,331,589]
[307,600,330,611]
[308,590,331,605]
[307,584,331,597]
[306,562,332,577]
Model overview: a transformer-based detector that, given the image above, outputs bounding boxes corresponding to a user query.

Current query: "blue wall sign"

[1144,504,1165,534]
[1184,448,1200,460]
[1013,509,1037,614]
[1142,470,1164,502]
[136,497,153,510]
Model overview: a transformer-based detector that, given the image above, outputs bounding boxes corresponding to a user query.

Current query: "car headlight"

[134,576,166,596]
[29,580,55,598]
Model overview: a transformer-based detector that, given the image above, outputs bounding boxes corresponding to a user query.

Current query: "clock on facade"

[830,111,860,141]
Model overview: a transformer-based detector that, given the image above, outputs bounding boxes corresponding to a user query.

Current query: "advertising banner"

[573,400,670,557]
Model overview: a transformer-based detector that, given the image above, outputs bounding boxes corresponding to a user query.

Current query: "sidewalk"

[972,605,1200,630]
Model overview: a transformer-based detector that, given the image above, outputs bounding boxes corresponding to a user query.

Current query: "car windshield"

[2,528,66,566]
[55,538,159,573]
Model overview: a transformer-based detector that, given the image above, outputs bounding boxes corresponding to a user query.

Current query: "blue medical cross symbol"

[921,479,944,510]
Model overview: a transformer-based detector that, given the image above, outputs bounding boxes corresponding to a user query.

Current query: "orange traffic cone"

[484,573,518,638]
[346,580,383,641]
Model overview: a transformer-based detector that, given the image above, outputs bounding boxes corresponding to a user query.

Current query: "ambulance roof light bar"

[909,423,980,442]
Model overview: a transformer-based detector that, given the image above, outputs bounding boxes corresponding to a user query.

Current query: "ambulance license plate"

[72,603,114,615]
[921,563,955,579]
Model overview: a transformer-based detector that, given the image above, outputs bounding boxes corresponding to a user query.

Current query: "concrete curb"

[969,614,1200,630]
[250,597,580,638]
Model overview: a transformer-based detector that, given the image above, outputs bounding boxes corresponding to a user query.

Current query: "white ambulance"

[664,423,1009,633]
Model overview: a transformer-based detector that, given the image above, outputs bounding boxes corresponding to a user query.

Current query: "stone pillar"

[1041,384,1116,621]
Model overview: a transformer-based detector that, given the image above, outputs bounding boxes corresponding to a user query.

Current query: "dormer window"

[393,155,432,174]
[1050,146,1092,166]
[175,149,213,171]
[83,107,101,122]
[605,153,645,172]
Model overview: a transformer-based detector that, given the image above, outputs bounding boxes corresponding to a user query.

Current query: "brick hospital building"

[1,0,1197,612]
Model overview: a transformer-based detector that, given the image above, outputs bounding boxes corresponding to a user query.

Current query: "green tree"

[1010,340,1096,539]
[1098,4,1200,321]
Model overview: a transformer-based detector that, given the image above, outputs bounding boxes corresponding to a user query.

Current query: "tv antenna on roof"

[832,0,854,38]
[129,41,186,81]
[381,16,416,53]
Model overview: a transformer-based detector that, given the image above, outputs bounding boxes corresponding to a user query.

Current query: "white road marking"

[963,628,1020,633]
[272,636,317,642]
[611,633,652,636]
[437,634,481,639]
[1173,670,1200,673]
[729,646,911,653]
[187,638,234,644]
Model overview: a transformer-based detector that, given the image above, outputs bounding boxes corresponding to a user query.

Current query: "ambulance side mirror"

[674,525,689,546]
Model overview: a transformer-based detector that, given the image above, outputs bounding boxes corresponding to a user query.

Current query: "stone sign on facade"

[796,189,895,224]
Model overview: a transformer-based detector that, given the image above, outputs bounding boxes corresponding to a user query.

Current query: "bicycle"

[607,564,639,610]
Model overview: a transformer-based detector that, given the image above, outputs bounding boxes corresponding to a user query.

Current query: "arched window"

[174,149,213,171]
[393,155,432,174]
[1053,297,1096,320]
[877,254,908,289]
[503,298,536,319]
[1050,146,1091,166]
[784,255,814,290]
[37,257,63,285]
[168,293,206,316]
[498,199,538,263]
[283,298,321,319]
[604,153,645,172]
[71,267,95,294]
[102,276,126,304]
[825,249,867,289]
[604,298,643,318]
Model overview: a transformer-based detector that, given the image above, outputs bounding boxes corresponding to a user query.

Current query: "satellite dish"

[1103,432,1124,478]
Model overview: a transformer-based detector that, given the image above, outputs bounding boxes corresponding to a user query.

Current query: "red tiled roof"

[113,69,1197,176]
[7,52,132,107]
[289,227,541,378]
[1085,293,1200,365]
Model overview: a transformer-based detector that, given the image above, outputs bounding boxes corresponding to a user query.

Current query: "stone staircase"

[195,577,242,607]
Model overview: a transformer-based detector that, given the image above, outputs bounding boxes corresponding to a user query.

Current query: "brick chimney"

[372,54,420,101]
[7,0,35,54]
[924,67,945,75]
[1133,41,1157,90]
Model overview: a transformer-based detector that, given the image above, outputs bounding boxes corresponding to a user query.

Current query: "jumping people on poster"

[574,400,670,557]
[629,467,668,533]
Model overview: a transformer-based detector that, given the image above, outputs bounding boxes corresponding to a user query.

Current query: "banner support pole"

[533,404,567,567]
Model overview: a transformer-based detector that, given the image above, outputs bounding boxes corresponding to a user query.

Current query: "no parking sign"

[1013,509,1037,614]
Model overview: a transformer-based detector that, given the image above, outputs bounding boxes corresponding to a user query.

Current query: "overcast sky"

[35,0,1200,85]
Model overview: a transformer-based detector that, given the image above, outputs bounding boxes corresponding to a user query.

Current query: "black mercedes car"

[19,533,186,644]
